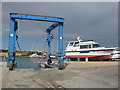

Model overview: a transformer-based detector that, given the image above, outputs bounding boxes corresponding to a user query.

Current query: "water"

[1,56,58,70]
[15,57,41,70]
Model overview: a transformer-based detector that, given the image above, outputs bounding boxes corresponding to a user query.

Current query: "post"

[58,23,64,69]
[8,18,17,69]
[85,57,88,62]
[78,58,80,62]
[66,58,68,61]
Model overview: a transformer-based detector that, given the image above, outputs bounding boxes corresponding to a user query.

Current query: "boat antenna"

[77,37,82,42]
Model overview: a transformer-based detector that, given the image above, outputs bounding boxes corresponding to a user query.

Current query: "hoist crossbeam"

[10,13,64,23]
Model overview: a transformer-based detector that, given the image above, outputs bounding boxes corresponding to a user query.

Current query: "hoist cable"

[16,35,22,53]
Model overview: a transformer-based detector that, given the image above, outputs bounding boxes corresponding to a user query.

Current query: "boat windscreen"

[69,42,74,46]
[74,42,79,47]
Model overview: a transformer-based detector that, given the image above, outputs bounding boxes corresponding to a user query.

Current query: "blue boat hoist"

[7,13,65,70]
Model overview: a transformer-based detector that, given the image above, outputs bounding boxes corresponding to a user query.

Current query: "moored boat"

[29,54,39,58]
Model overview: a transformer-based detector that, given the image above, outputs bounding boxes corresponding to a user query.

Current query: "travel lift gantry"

[7,13,65,70]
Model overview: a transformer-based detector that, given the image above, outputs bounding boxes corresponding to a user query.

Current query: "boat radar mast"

[77,37,82,42]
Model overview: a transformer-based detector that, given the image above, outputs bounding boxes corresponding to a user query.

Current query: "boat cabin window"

[74,42,79,47]
[80,45,91,49]
[80,45,88,49]
[88,45,91,48]
[93,44,100,48]
[69,42,74,46]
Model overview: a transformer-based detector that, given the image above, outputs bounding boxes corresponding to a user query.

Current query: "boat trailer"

[7,13,65,70]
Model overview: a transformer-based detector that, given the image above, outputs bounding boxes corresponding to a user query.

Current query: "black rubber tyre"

[58,61,64,70]
[47,60,51,65]
[14,62,17,68]
[9,60,14,70]
[58,65,64,70]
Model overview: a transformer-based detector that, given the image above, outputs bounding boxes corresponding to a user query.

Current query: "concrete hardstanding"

[2,61,118,88]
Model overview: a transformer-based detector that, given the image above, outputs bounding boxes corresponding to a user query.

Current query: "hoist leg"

[8,19,17,70]
[48,32,51,55]
[58,23,64,70]
[47,32,52,65]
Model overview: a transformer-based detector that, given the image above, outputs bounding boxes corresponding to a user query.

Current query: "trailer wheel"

[9,60,14,70]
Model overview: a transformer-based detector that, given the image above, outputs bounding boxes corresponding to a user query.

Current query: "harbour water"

[2,56,42,70]
[15,57,40,69]
[1,56,57,70]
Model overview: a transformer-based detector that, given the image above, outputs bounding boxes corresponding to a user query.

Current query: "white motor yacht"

[65,37,115,61]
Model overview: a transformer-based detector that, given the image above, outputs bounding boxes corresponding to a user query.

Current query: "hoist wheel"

[9,60,14,70]
[58,65,64,70]
[14,62,17,68]
[47,59,52,65]
[58,60,64,70]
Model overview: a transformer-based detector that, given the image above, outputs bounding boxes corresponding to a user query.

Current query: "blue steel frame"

[8,18,17,66]
[8,13,64,67]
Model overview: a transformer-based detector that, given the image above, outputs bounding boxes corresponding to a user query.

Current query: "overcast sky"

[2,2,118,52]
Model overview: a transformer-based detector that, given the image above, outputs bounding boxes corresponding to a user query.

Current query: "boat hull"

[66,55,110,60]
[65,50,113,60]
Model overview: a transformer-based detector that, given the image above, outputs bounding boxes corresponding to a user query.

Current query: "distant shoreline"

[0,52,22,56]
[0,50,45,56]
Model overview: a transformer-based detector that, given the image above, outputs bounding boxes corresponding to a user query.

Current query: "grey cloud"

[2,2,118,50]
